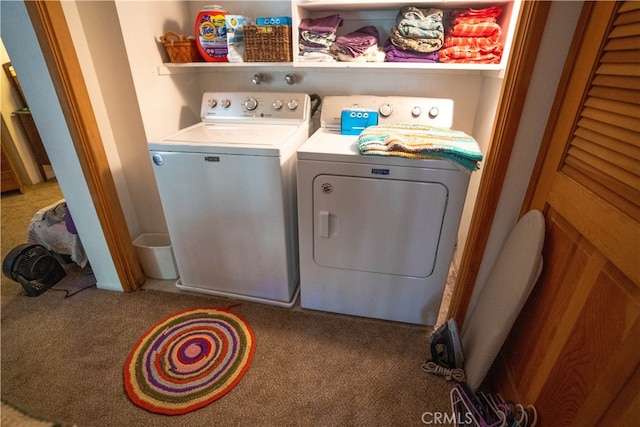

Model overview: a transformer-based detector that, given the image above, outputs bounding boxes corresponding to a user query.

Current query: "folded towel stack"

[388,6,444,61]
[335,26,385,62]
[439,6,504,64]
[298,14,343,62]
[383,39,439,63]
[357,123,483,172]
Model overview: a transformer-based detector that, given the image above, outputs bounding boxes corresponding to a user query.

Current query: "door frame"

[25,0,551,316]
[25,1,143,292]
[449,1,552,325]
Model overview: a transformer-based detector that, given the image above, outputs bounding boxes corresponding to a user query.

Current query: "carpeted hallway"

[1,181,455,426]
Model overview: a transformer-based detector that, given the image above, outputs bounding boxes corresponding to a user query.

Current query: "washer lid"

[149,122,305,156]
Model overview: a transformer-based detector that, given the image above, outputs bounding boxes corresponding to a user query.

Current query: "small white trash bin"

[133,233,179,280]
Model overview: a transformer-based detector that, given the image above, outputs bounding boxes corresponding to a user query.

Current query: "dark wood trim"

[449,1,552,327]
[25,1,144,292]
[3,62,28,107]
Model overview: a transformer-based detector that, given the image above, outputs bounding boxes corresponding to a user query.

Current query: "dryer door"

[312,175,448,277]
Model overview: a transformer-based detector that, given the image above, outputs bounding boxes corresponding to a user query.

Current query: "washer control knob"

[379,103,393,117]
[287,99,298,110]
[207,98,217,108]
[411,106,422,118]
[245,97,258,111]
[221,99,231,108]
[428,107,440,119]
[273,99,283,110]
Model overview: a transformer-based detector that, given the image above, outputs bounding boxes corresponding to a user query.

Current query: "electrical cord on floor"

[48,283,96,299]
[421,360,466,382]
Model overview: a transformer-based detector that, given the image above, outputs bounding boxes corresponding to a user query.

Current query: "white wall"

[1,0,123,291]
[115,0,203,140]
[63,1,169,237]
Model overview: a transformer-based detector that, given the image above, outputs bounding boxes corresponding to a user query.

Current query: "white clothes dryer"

[296,96,472,325]
[149,92,311,307]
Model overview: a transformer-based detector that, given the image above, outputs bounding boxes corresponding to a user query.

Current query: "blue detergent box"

[341,109,379,135]
[256,16,292,26]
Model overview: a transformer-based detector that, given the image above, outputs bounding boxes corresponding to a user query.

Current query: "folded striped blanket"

[440,6,504,64]
[444,34,501,49]
[439,45,503,64]
[452,6,502,19]
[357,123,483,172]
[450,20,502,38]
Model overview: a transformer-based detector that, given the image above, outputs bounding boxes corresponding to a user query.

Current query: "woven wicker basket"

[244,25,292,62]
[161,31,202,63]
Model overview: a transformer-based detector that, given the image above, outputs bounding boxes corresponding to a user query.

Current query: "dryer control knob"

[221,99,231,108]
[273,99,283,110]
[428,107,440,119]
[287,100,298,110]
[207,98,217,108]
[245,97,258,111]
[379,103,393,117]
[411,106,422,118]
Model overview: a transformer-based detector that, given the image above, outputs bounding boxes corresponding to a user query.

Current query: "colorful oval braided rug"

[124,308,255,415]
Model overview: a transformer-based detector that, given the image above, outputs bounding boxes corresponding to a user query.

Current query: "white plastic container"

[225,15,249,62]
[133,233,179,280]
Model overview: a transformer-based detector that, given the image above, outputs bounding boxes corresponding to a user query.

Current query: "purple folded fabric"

[336,26,379,57]
[383,39,439,62]
[299,14,343,34]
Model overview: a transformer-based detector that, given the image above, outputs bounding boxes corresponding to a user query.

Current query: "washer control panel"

[320,95,454,130]
[201,92,309,123]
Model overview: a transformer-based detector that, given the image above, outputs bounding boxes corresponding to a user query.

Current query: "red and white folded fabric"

[449,19,502,38]
[438,45,503,64]
[453,6,502,19]
[439,6,504,64]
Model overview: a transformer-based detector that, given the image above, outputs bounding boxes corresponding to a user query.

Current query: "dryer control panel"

[201,92,310,124]
[320,96,454,130]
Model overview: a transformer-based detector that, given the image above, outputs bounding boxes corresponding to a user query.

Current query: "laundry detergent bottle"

[195,5,228,62]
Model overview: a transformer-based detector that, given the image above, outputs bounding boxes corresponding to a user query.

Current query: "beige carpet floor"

[1,180,455,427]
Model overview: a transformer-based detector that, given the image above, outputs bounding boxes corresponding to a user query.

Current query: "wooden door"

[486,2,640,425]
[1,138,22,193]
[15,111,50,181]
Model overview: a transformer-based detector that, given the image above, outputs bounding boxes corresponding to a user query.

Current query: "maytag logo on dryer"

[371,168,390,175]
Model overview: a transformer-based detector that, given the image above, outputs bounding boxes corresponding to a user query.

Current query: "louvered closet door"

[491,2,640,425]
[564,3,640,232]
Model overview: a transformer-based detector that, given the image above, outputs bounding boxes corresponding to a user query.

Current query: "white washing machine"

[296,96,471,325]
[149,92,311,307]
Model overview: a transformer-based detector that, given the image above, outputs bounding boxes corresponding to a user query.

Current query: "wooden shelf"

[159,61,504,74]
[292,0,520,71]
[157,0,519,76]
